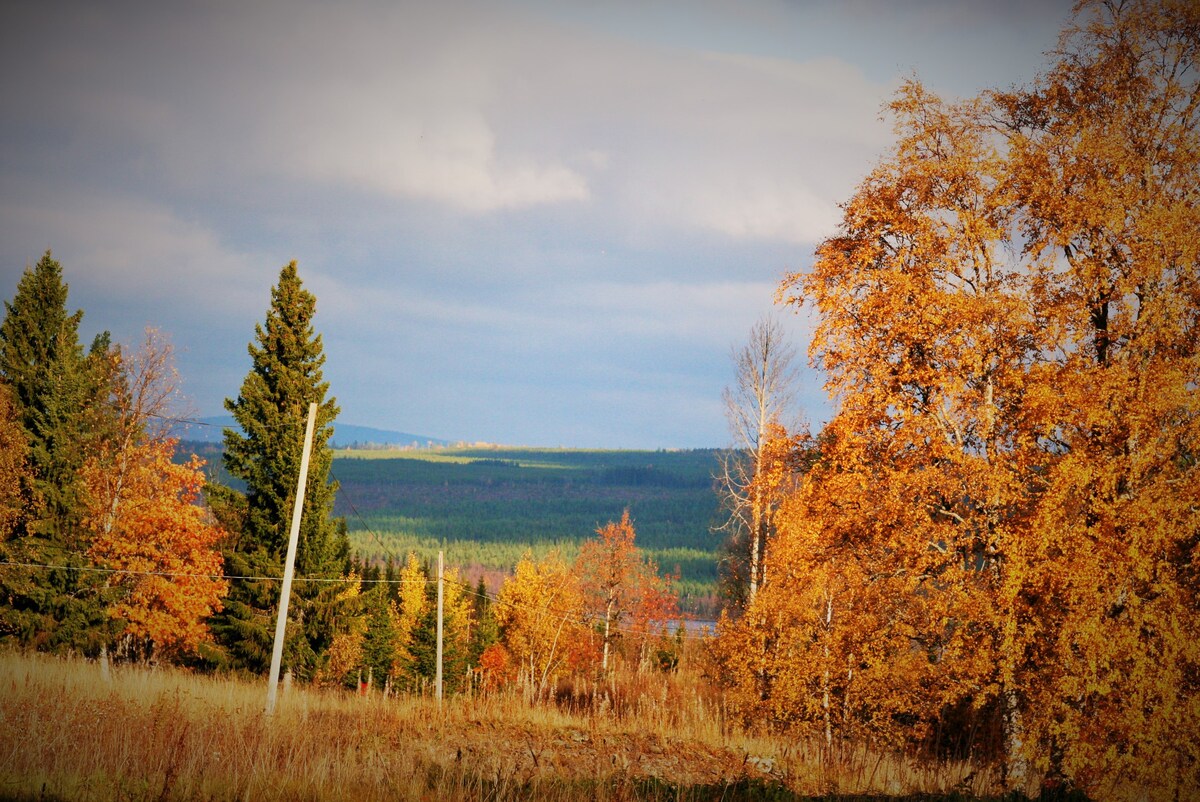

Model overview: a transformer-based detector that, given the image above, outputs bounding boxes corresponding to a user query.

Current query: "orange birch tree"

[721,2,1200,796]
[0,382,36,538]
[576,510,679,673]
[495,550,589,698]
[82,329,227,662]
[987,0,1200,791]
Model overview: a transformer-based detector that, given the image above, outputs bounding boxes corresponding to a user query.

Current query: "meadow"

[0,648,1011,802]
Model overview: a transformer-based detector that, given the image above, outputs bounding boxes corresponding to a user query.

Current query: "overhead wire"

[6,411,686,637]
[0,560,431,585]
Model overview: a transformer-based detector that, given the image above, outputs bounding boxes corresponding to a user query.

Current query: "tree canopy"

[0,252,114,652]
[717,1,1200,797]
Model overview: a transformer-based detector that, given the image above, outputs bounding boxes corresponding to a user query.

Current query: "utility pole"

[436,549,444,703]
[265,402,318,716]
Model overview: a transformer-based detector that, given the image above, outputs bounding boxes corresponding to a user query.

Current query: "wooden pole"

[265,402,318,716]
[436,549,444,703]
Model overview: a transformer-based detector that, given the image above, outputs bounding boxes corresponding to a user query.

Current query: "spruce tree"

[407,600,440,691]
[469,576,499,666]
[0,251,116,652]
[1,251,90,539]
[359,584,398,689]
[211,261,350,676]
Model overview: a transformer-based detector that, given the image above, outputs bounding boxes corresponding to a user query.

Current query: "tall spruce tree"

[0,251,116,652]
[3,252,89,539]
[211,261,349,677]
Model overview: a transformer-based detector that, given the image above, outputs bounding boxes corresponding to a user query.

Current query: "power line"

[0,559,672,640]
[0,560,432,585]
[147,412,220,428]
[329,466,410,567]
[151,416,685,638]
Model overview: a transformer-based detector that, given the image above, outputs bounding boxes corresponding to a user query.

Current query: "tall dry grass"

[0,649,995,801]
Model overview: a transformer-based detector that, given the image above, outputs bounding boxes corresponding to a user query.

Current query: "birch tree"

[576,510,678,673]
[718,315,800,607]
[495,550,588,698]
[719,2,1200,796]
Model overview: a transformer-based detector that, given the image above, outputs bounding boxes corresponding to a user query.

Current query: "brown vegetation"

[0,649,996,801]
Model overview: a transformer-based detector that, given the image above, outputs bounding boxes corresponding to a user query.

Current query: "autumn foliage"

[716,1,1200,798]
[495,550,591,696]
[577,510,679,673]
[84,439,227,660]
[0,382,34,537]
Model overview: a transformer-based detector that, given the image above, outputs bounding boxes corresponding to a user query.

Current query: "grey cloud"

[1,0,1069,446]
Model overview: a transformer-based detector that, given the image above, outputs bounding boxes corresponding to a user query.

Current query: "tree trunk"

[602,597,615,672]
[822,592,833,748]
[1002,683,1028,792]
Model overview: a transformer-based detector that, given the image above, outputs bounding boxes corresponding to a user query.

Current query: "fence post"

[436,549,444,703]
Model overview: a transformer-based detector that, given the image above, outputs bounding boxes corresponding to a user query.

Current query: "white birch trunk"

[822,592,833,748]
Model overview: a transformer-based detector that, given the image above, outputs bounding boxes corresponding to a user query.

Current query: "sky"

[1,0,1074,448]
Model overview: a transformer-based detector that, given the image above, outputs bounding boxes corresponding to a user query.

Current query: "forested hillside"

[181,443,724,612]
[334,447,722,612]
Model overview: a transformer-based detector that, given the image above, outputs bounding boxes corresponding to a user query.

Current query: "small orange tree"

[82,329,226,662]
[85,439,226,661]
[575,510,678,673]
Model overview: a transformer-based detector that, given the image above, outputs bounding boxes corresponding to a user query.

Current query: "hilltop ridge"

[173,415,450,449]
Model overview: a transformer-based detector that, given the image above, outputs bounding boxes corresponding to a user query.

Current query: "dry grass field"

[0,650,1001,801]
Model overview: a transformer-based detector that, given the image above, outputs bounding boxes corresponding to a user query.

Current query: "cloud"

[0,0,1070,446]
[262,78,592,212]
[1,189,269,316]
[2,0,891,242]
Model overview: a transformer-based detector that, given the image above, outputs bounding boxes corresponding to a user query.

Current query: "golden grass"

[0,650,994,801]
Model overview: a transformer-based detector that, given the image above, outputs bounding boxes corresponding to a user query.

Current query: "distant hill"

[173,415,449,449]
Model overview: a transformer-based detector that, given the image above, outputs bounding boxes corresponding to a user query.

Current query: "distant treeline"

[176,442,726,612]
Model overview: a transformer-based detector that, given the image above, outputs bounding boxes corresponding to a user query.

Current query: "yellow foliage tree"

[495,550,588,698]
[438,565,475,692]
[317,573,365,687]
[391,552,427,678]
[721,2,1200,797]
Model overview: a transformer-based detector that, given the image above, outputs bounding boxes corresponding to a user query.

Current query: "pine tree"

[400,581,472,695]
[210,261,350,677]
[359,584,398,690]
[224,261,343,569]
[406,599,439,692]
